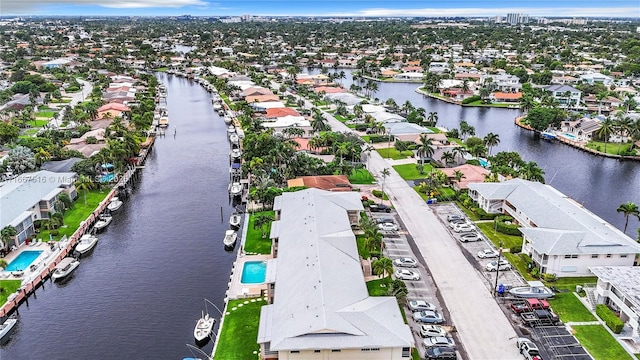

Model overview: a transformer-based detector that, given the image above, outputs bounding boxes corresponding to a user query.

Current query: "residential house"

[97,102,130,119]
[545,85,582,108]
[490,92,522,103]
[428,62,448,74]
[481,74,521,93]
[441,164,489,190]
[580,72,614,86]
[0,170,77,247]
[589,266,640,341]
[560,117,601,141]
[287,175,352,192]
[257,189,414,359]
[468,179,640,277]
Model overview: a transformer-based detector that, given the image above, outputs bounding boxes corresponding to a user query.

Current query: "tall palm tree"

[380,167,390,205]
[520,162,545,183]
[441,151,455,167]
[372,257,393,285]
[1,226,17,251]
[416,135,434,172]
[616,202,639,233]
[75,175,95,205]
[598,118,615,154]
[427,112,438,127]
[453,170,466,186]
[452,146,468,165]
[483,133,500,156]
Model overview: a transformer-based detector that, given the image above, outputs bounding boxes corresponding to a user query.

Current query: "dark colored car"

[369,204,391,213]
[425,346,457,359]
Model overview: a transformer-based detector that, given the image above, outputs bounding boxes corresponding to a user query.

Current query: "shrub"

[510,245,522,254]
[462,95,481,104]
[50,229,59,236]
[369,135,393,143]
[355,124,368,131]
[531,267,540,278]
[541,273,557,282]
[372,190,389,200]
[596,304,624,334]
[519,253,533,269]
[474,207,498,220]
[494,216,522,236]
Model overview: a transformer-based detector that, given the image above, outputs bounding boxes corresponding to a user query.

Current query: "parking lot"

[370,211,464,360]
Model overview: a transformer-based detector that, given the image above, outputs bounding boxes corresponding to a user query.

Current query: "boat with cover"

[51,257,80,282]
[229,213,241,229]
[223,229,237,248]
[94,214,112,231]
[509,281,555,299]
[193,311,215,343]
[75,234,98,256]
[0,317,17,342]
[107,197,123,212]
[229,182,242,197]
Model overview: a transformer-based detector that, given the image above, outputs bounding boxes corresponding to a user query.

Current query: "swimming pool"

[563,133,577,140]
[240,261,267,284]
[5,250,43,271]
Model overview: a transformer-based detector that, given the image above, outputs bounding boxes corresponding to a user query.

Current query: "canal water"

[332,70,640,236]
[2,73,236,359]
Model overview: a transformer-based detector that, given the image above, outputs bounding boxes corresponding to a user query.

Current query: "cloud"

[352,7,639,18]
[1,0,207,13]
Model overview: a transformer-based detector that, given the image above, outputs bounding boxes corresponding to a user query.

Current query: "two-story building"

[545,85,582,108]
[468,179,640,277]
[258,189,414,359]
[0,170,77,247]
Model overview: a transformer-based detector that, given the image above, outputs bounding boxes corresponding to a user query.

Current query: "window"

[331,349,341,353]
[361,348,380,352]
[290,351,300,354]
[621,254,628,258]
[591,254,599,259]
[606,254,612,258]
[314,350,321,353]
[564,254,578,259]
[402,347,411,357]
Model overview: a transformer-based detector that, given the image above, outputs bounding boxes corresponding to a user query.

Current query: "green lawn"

[361,135,370,143]
[220,93,235,110]
[154,67,168,72]
[0,280,23,307]
[37,189,110,242]
[366,279,388,296]
[393,163,434,180]
[348,168,376,184]
[22,128,39,136]
[356,234,381,259]
[548,293,596,322]
[427,127,441,133]
[243,211,274,254]
[503,253,535,281]
[36,111,55,118]
[32,119,49,127]
[334,114,355,123]
[214,298,265,360]
[476,222,523,250]
[456,201,480,221]
[464,100,515,108]
[377,147,414,160]
[573,325,633,360]
[547,276,598,292]
[585,141,636,156]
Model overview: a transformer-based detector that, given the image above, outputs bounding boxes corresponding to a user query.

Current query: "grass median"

[243,211,273,254]
[214,298,266,360]
[573,325,633,360]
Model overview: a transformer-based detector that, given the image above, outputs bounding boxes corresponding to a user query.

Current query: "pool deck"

[226,254,269,300]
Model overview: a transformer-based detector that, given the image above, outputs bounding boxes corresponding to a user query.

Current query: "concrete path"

[319,107,521,359]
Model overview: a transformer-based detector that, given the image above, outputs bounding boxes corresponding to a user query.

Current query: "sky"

[1,0,639,17]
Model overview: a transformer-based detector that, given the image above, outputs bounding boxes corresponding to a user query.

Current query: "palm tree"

[453,170,465,184]
[253,213,274,238]
[75,175,95,205]
[483,133,500,156]
[616,202,639,233]
[520,162,545,183]
[416,135,434,172]
[441,151,455,167]
[452,146,468,165]
[598,118,615,154]
[364,228,383,257]
[380,167,390,205]
[427,112,438,127]
[363,144,375,169]
[519,94,535,114]
[0,226,17,251]
[372,257,393,285]
[596,91,608,115]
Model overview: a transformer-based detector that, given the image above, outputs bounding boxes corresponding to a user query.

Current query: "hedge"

[462,95,481,104]
[596,304,624,334]
[369,135,393,143]
[494,216,522,236]
[474,207,499,220]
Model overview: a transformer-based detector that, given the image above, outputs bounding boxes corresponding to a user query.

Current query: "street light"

[494,241,503,297]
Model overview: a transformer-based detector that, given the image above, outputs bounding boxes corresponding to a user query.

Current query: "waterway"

[332,69,640,236]
[2,73,236,359]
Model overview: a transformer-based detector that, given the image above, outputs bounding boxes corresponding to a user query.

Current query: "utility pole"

[494,241,503,297]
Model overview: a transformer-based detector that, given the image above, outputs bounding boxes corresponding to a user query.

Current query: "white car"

[485,259,512,271]
[408,300,436,312]
[477,249,500,258]
[448,219,467,229]
[422,336,455,349]
[420,324,447,338]
[453,223,474,233]
[394,257,418,268]
[459,232,481,242]
[378,222,399,231]
[395,269,420,281]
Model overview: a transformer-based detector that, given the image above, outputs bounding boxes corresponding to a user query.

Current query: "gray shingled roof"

[258,189,413,351]
[469,179,640,255]
[589,266,640,310]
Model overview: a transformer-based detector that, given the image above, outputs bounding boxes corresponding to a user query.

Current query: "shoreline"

[514,116,640,161]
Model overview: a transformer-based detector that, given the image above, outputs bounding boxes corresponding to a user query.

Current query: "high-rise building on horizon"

[506,13,529,25]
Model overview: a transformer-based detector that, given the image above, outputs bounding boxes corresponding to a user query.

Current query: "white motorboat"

[230,148,242,160]
[212,103,222,111]
[193,311,215,343]
[229,134,239,145]
[509,281,555,299]
[223,229,237,248]
[229,182,242,197]
[227,125,236,134]
[94,214,112,231]
[75,234,98,256]
[159,116,169,128]
[223,115,233,125]
[51,257,80,282]
[107,197,123,212]
[229,212,241,229]
[0,317,17,342]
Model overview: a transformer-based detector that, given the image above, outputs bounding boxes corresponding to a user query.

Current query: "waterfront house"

[481,74,521,93]
[441,164,489,190]
[560,117,601,141]
[393,72,424,81]
[468,179,640,277]
[489,92,522,102]
[580,72,614,86]
[588,266,640,342]
[287,175,352,192]
[0,170,77,247]
[97,102,130,119]
[545,85,582,108]
[258,189,414,359]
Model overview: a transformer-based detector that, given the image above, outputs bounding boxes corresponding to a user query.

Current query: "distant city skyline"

[1,0,639,18]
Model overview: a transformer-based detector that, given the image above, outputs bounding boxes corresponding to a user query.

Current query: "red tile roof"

[265,107,301,118]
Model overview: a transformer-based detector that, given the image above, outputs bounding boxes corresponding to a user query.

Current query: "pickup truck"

[369,204,391,213]
[517,338,542,360]
[511,299,551,314]
[521,309,559,327]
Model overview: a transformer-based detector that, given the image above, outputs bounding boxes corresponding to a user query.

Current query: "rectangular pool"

[5,250,43,271]
[240,261,267,284]
[563,133,577,140]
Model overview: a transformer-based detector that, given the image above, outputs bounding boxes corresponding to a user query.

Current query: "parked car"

[517,337,540,354]
[485,259,512,271]
[420,324,447,338]
[453,223,474,233]
[408,300,436,312]
[395,269,420,281]
[448,219,467,228]
[375,217,395,225]
[425,346,457,359]
[413,310,444,324]
[447,214,464,222]
[378,222,399,231]
[511,299,551,314]
[477,249,500,258]
[521,309,560,327]
[423,336,455,349]
[369,204,391,213]
[394,257,418,268]
[459,232,481,242]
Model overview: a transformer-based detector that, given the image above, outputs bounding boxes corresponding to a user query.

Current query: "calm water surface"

[3,73,236,359]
